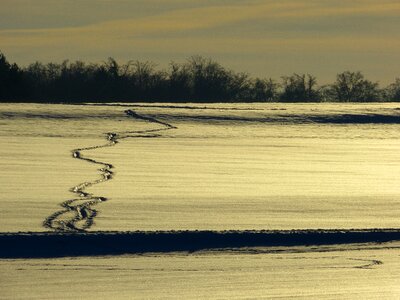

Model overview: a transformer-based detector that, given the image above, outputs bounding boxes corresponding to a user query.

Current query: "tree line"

[1,52,399,103]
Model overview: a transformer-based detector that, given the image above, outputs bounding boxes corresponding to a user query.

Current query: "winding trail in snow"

[43,109,176,232]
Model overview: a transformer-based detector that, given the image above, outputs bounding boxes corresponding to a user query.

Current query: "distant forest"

[1,52,399,103]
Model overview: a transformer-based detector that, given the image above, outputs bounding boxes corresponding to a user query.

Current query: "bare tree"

[328,71,381,102]
[280,73,320,102]
[385,78,400,101]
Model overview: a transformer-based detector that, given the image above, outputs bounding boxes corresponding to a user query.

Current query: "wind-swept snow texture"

[1,103,400,232]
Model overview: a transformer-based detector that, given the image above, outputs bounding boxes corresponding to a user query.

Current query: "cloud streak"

[3,1,400,34]
[2,1,399,50]
[1,0,399,83]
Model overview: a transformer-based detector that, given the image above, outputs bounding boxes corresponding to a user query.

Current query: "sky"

[1,0,400,84]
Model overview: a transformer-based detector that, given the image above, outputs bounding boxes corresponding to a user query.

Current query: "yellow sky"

[1,0,400,83]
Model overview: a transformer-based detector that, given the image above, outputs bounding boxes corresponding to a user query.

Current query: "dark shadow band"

[1,229,400,258]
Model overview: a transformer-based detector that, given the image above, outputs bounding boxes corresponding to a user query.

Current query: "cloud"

[1,1,399,43]
[1,0,399,84]
[0,2,306,37]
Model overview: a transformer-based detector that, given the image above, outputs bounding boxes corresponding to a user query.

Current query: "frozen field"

[1,243,400,299]
[0,103,400,231]
[1,102,400,299]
